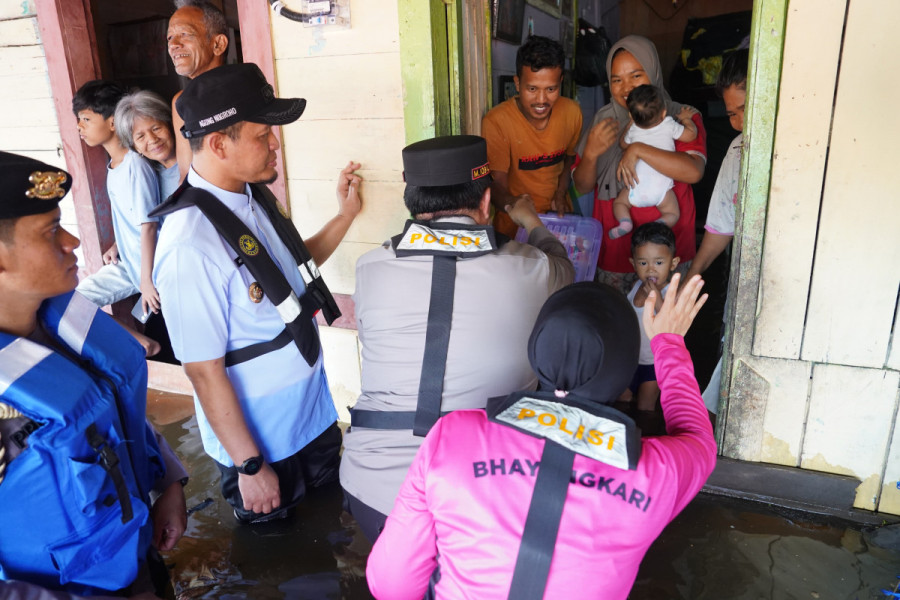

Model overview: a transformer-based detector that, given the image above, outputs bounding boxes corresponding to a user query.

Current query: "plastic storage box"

[515,213,603,282]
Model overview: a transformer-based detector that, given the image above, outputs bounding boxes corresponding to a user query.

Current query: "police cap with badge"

[402,135,491,187]
[0,151,71,219]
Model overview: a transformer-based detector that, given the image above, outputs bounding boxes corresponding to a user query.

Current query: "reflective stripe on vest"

[0,338,52,395]
[58,292,96,354]
[0,292,163,594]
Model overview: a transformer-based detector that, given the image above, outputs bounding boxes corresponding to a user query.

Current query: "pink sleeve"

[648,333,717,517]
[366,419,443,600]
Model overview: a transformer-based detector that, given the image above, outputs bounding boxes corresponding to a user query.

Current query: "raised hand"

[643,273,708,339]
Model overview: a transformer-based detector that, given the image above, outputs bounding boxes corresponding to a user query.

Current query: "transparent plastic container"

[515,213,603,282]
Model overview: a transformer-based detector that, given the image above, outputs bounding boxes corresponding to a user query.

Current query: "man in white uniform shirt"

[153,63,362,524]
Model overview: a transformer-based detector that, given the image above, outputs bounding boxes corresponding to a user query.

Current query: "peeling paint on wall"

[761,432,794,466]
[723,359,769,460]
[802,453,879,511]
[880,480,900,515]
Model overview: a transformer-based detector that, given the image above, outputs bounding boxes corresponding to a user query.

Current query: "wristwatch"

[236,455,264,476]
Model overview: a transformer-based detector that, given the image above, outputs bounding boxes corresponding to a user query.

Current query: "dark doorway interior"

[88,0,242,104]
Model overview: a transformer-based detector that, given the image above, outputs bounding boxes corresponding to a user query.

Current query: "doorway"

[90,0,241,104]
[33,0,283,273]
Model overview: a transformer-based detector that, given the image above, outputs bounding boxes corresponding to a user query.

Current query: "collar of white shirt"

[186,167,252,210]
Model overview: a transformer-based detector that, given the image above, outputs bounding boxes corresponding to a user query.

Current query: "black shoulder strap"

[86,423,134,524]
[352,220,503,436]
[249,184,341,325]
[148,177,193,218]
[507,441,576,600]
[177,186,322,367]
[412,254,457,436]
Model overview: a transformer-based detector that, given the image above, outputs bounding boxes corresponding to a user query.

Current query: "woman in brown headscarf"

[573,35,707,292]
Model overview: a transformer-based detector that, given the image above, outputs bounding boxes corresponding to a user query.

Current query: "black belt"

[350,408,453,430]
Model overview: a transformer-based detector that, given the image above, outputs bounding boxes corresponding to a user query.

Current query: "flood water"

[630,496,900,600]
[147,390,900,600]
[148,390,373,599]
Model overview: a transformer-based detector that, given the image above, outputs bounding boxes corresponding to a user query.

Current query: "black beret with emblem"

[177,63,307,139]
[402,135,491,187]
[0,151,71,219]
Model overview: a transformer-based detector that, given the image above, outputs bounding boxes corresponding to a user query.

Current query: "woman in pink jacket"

[366,275,716,600]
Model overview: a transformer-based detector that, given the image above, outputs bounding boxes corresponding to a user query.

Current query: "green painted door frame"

[398,0,459,144]
[399,0,498,143]
[717,0,788,449]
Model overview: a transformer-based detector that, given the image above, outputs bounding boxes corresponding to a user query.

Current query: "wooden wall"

[0,0,79,244]
[271,1,406,295]
[268,0,408,418]
[725,0,900,514]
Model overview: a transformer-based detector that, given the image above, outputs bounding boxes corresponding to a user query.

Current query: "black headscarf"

[527,282,640,404]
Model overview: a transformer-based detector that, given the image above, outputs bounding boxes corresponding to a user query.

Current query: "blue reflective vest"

[0,292,165,594]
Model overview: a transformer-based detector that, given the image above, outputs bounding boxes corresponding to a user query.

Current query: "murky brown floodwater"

[631,495,900,600]
[147,390,900,600]
[147,390,373,599]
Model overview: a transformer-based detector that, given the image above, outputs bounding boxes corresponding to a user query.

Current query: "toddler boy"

[621,222,680,424]
[72,80,162,319]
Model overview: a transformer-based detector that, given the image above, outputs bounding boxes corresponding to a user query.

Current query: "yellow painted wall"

[726,0,900,514]
[268,1,410,414]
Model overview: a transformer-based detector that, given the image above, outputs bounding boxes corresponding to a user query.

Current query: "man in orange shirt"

[482,35,583,238]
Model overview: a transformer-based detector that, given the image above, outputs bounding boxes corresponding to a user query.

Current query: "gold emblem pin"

[248,282,264,303]
[26,171,68,200]
[239,234,259,256]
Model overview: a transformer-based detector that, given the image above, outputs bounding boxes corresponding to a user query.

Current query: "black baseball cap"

[402,135,491,187]
[0,151,71,219]
[177,63,307,139]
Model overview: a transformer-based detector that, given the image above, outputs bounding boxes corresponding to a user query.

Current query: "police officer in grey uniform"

[340,135,575,541]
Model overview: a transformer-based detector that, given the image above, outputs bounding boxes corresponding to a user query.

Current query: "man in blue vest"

[0,152,187,599]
